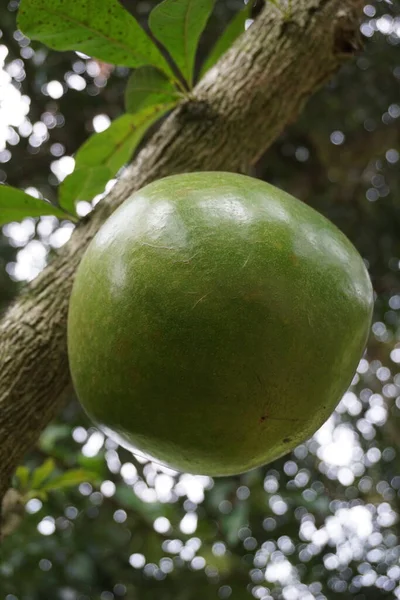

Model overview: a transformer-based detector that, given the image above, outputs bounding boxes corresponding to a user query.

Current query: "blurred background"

[1,0,400,599]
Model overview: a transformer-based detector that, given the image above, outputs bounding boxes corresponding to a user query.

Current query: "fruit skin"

[68,172,373,476]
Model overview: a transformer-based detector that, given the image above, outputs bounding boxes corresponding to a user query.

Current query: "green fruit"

[68,172,373,476]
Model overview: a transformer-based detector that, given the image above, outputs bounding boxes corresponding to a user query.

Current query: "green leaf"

[31,459,56,490]
[59,105,174,212]
[41,469,98,492]
[59,166,112,214]
[200,3,251,77]
[149,0,216,86]
[0,185,68,226]
[26,489,48,502]
[77,454,107,479]
[39,424,72,453]
[125,66,180,114]
[18,0,172,74]
[14,466,30,491]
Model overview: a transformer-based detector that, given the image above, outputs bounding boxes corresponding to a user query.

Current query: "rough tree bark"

[0,0,364,511]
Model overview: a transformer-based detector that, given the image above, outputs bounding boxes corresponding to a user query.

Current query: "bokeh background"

[1,1,400,599]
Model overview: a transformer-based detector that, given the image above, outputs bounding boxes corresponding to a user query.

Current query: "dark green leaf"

[149,0,216,86]
[18,0,172,74]
[41,469,98,491]
[59,104,174,212]
[201,3,251,77]
[125,66,180,114]
[0,185,68,226]
[31,459,56,490]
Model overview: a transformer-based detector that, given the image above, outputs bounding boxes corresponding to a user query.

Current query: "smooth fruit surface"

[68,172,373,476]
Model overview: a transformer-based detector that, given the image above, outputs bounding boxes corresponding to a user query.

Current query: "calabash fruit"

[68,172,373,476]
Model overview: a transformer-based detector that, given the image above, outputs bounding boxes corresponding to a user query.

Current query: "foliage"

[1,0,248,221]
[17,0,172,73]
[0,1,400,599]
[14,458,98,502]
[149,0,216,86]
[124,67,180,114]
[0,185,69,225]
[59,105,174,212]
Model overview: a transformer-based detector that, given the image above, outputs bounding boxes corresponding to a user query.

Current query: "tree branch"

[0,0,364,508]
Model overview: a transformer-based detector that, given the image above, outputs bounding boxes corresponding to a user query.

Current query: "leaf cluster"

[2,0,251,223]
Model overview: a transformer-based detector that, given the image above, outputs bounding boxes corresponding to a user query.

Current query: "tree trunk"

[0,0,363,507]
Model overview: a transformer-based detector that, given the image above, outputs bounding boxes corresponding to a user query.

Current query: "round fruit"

[68,172,373,476]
